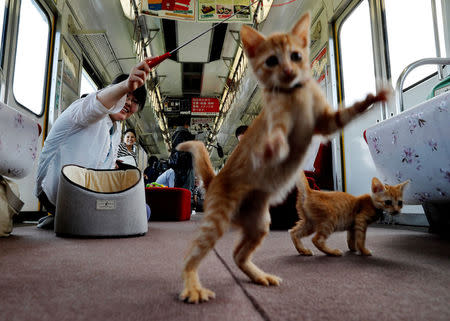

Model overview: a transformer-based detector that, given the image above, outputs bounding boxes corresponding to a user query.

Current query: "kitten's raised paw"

[179,286,216,304]
[254,273,282,286]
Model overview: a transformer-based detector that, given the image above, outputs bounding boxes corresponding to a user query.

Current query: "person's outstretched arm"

[97,58,153,109]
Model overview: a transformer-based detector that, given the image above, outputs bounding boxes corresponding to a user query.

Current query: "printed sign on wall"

[191,97,220,116]
[142,0,252,22]
[198,0,251,22]
[311,46,327,84]
[191,117,215,141]
[142,0,195,21]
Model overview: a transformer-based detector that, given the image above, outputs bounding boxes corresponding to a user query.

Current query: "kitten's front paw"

[254,273,282,286]
[360,88,392,111]
[359,248,372,256]
[179,286,216,304]
[298,248,313,256]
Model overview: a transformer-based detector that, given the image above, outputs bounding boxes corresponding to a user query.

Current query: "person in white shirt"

[35,58,153,229]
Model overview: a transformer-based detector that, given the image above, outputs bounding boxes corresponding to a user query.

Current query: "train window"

[339,0,376,106]
[12,0,50,115]
[80,68,98,96]
[384,0,442,88]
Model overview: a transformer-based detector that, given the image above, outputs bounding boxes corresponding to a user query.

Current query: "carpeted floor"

[1,218,449,321]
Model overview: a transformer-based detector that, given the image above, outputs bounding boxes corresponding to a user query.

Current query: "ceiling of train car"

[67,0,316,166]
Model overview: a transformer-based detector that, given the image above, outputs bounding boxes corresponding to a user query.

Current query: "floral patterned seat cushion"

[365,92,450,204]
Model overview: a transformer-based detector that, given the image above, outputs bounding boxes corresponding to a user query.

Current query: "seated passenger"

[117,128,138,167]
[35,58,154,229]
[144,156,159,185]
[235,125,248,141]
[155,168,175,188]
[191,177,205,214]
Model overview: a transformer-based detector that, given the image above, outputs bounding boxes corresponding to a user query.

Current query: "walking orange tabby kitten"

[290,171,409,256]
[177,12,389,303]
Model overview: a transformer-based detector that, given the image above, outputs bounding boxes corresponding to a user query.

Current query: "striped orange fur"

[177,12,390,304]
[290,171,409,256]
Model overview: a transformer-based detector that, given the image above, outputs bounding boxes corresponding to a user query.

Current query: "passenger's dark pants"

[38,191,56,215]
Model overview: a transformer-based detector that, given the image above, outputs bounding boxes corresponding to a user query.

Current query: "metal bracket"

[222,57,234,69]
[229,30,241,46]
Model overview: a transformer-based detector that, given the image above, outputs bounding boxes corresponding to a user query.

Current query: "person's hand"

[126,58,153,92]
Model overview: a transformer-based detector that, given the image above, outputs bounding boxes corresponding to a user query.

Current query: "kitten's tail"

[176,141,215,190]
[296,170,311,203]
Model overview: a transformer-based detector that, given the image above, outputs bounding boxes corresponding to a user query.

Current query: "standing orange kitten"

[290,171,409,256]
[177,12,389,303]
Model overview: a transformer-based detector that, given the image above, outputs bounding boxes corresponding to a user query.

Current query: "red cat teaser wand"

[146,0,259,69]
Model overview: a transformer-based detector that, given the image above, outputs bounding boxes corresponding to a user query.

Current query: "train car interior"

[1,0,449,320]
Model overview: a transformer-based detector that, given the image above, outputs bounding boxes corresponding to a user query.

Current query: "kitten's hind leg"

[234,226,281,286]
[180,199,233,303]
[233,198,281,286]
[312,229,343,256]
[289,219,314,255]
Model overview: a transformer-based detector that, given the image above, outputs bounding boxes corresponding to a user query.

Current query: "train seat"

[145,187,191,221]
[364,90,450,234]
[364,90,450,205]
[54,165,148,237]
[0,102,41,179]
[0,102,41,236]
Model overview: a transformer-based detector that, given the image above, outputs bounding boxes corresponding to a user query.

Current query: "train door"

[1,0,55,211]
[335,0,446,223]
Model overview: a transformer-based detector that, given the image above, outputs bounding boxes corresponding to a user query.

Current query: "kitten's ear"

[241,25,265,58]
[291,12,311,48]
[371,177,385,194]
[398,180,410,191]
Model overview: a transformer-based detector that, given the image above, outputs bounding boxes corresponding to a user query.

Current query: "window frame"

[11,0,53,117]
[0,0,10,68]
[382,0,444,91]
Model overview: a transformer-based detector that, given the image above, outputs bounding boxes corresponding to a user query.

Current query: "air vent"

[162,19,178,61]
[182,63,203,95]
[209,23,227,61]
[72,32,123,80]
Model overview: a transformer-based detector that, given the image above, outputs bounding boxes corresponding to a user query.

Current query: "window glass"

[80,68,98,96]
[0,0,6,60]
[384,0,438,88]
[339,0,376,106]
[13,0,50,115]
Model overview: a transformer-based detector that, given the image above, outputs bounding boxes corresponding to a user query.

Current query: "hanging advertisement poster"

[163,98,181,116]
[190,117,215,141]
[198,0,252,22]
[142,0,195,21]
[191,97,220,116]
[311,45,327,84]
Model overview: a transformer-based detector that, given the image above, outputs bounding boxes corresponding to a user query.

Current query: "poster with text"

[191,97,220,116]
[142,0,195,21]
[190,117,215,141]
[198,0,251,22]
[311,46,327,84]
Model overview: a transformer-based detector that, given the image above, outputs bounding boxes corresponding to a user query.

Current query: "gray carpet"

[1,219,449,321]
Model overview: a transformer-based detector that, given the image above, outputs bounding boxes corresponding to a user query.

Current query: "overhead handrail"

[395,57,450,112]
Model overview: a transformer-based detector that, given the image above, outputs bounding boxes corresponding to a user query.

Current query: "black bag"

[169,129,194,170]
[168,151,191,170]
